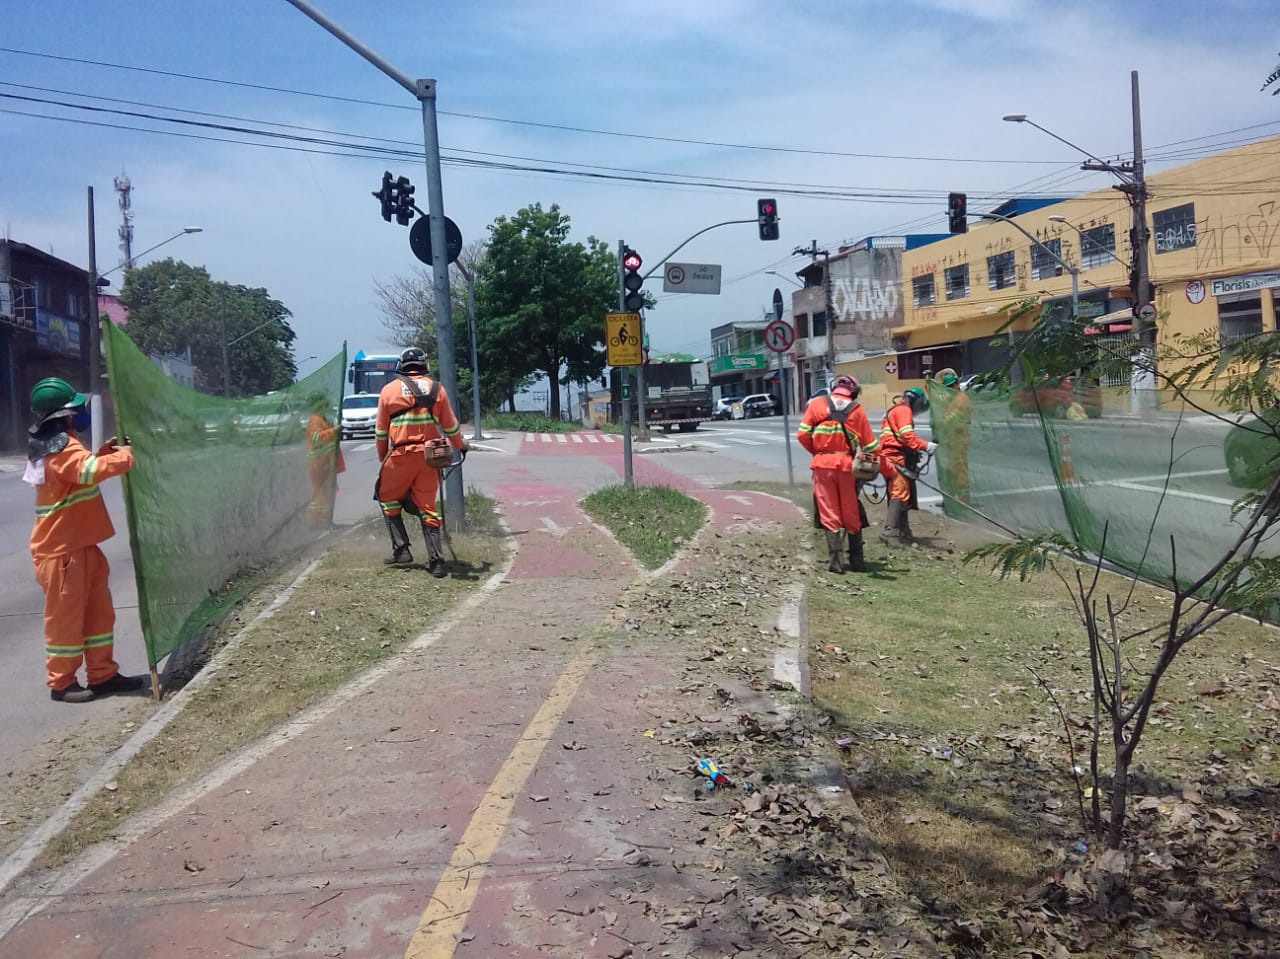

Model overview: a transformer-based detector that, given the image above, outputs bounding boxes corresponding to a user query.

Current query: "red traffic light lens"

[622,251,642,271]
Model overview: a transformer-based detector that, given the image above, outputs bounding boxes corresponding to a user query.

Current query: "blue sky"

[3,0,1277,377]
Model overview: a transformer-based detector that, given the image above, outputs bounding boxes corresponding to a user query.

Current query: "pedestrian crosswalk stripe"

[555,434,568,443]
[539,433,551,443]
[584,433,599,443]
[571,434,583,443]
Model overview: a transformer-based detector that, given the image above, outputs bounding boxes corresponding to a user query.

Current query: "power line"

[0,45,1076,165]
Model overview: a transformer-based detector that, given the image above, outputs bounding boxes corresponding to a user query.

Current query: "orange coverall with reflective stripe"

[29,434,134,692]
[796,395,878,533]
[879,400,932,504]
[375,375,465,528]
[306,412,344,527]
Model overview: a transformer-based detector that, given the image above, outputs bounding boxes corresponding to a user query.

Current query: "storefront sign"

[1211,271,1280,297]
[35,309,82,357]
[709,354,765,374]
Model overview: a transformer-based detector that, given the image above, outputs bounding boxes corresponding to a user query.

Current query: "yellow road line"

[403,647,596,959]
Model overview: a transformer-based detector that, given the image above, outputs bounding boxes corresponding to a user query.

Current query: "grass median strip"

[581,484,706,569]
[809,515,1280,956]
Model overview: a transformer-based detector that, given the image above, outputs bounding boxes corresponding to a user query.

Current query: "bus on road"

[348,350,401,396]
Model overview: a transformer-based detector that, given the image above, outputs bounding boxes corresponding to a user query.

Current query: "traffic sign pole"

[765,316,797,486]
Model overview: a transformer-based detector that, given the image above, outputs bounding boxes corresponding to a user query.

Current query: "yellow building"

[894,136,1280,396]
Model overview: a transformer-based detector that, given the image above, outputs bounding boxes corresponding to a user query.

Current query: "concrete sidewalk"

[0,471,905,958]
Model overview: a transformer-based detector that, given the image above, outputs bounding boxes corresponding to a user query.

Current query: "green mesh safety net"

[924,379,1252,588]
[103,320,347,666]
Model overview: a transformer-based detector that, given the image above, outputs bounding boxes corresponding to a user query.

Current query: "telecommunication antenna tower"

[114,174,134,271]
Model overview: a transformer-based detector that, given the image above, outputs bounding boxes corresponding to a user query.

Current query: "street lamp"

[85,204,202,449]
[1005,73,1156,410]
[1047,215,1126,267]
[222,316,279,398]
[976,211,1078,318]
[454,259,485,441]
[97,227,203,282]
[766,270,803,289]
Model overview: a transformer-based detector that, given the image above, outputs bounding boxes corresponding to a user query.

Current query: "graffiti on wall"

[1195,201,1280,271]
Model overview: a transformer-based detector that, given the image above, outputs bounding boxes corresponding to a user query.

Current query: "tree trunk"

[1108,744,1130,849]
[548,365,562,420]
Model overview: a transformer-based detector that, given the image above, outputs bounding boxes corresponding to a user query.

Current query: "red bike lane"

[0,455,804,959]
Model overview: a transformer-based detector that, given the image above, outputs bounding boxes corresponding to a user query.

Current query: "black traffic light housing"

[622,248,644,312]
[373,171,396,222]
[947,192,968,234]
[394,176,416,226]
[757,198,780,241]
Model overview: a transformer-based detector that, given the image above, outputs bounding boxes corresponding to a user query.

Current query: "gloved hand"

[458,438,470,454]
[926,441,938,454]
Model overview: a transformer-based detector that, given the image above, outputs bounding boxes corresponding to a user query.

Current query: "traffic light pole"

[617,239,633,487]
[284,0,463,529]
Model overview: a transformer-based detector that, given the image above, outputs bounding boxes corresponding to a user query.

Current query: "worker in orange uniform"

[24,377,147,703]
[878,387,937,544]
[305,392,345,528]
[797,375,879,574]
[935,368,972,508]
[374,348,468,577]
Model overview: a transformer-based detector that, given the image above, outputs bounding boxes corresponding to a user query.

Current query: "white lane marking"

[570,434,583,443]
[1107,481,1237,507]
[584,434,599,444]
[539,433,551,443]
[539,516,567,537]
[555,434,568,444]
[726,494,754,506]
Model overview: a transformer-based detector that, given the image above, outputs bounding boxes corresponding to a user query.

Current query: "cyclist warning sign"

[606,312,643,366]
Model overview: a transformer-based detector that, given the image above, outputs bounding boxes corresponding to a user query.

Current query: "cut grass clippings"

[38,494,506,868]
[581,483,706,569]
[808,513,1280,957]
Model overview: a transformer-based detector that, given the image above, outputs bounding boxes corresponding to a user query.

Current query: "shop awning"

[1083,309,1135,335]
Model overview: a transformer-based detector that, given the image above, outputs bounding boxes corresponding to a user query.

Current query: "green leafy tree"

[118,259,297,396]
[373,241,533,413]
[475,203,617,419]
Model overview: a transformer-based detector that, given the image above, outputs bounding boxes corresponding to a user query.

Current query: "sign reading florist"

[1210,270,1280,297]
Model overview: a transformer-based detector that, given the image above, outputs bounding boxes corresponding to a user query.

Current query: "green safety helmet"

[902,386,929,412]
[30,377,87,418]
[938,368,959,387]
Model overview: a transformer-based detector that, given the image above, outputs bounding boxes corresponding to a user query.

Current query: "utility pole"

[793,240,831,384]
[86,187,103,451]
[1080,70,1152,408]
[455,260,484,440]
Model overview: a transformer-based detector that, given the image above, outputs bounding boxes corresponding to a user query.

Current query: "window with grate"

[1218,292,1263,342]
[1153,203,1196,254]
[944,264,970,300]
[912,274,936,307]
[1080,224,1116,269]
[1030,238,1063,280]
[987,250,1016,290]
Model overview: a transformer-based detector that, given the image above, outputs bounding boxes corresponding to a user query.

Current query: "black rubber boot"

[899,506,914,544]
[423,525,447,578]
[825,530,846,574]
[382,513,414,565]
[847,531,867,572]
[880,501,903,543]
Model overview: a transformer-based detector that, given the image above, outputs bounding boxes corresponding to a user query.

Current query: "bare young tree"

[966,323,1280,860]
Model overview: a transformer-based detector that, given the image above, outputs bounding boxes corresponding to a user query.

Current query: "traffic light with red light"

[373,171,395,222]
[947,192,968,234]
[622,248,644,311]
[394,176,416,226]
[757,198,780,241]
